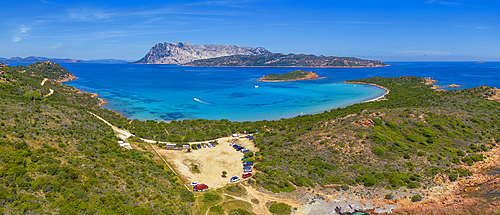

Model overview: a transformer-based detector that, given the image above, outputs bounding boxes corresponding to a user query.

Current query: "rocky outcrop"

[135,42,270,64]
[446,84,462,88]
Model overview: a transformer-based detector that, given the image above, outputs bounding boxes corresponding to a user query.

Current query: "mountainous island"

[258,70,326,82]
[134,42,270,64]
[184,53,387,68]
[1,62,500,214]
[133,42,386,68]
[0,56,129,65]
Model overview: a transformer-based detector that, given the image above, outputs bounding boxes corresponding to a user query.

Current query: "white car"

[190,181,198,186]
[230,176,240,183]
[230,143,235,146]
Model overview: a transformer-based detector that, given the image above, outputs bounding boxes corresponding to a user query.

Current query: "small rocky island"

[258,70,326,82]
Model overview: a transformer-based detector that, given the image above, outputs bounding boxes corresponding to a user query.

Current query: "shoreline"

[344,81,390,103]
[182,65,391,68]
[64,79,391,122]
[258,76,327,82]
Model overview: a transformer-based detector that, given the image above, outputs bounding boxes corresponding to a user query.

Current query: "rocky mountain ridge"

[134,42,270,64]
[185,53,387,68]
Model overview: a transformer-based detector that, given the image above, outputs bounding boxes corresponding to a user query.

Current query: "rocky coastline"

[294,144,500,215]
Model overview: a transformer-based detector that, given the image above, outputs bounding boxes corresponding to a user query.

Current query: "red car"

[193,184,208,192]
[242,173,252,178]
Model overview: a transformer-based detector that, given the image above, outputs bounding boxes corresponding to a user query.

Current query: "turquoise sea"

[59,62,499,122]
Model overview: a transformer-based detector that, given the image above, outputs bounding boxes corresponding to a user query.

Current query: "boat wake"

[194,98,210,105]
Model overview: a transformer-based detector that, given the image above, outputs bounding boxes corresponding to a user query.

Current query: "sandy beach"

[345,81,390,103]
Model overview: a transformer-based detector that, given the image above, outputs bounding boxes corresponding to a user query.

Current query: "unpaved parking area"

[159,136,258,189]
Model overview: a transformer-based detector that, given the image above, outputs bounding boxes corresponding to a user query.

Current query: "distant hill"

[184,53,387,68]
[134,42,271,64]
[0,56,129,65]
[14,61,77,82]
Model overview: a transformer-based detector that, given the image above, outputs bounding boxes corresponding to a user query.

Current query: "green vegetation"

[0,63,191,214]
[229,208,253,215]
[269,202,291,215]
[185,53,386,67]
[225,184,246,196]
[115,76,500,193]
[259,70,318,81]
[412,195,422,202]
[2,62,499,213]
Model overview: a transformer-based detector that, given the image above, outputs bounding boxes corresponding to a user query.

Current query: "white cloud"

[426,0,462,6]
[475,26,486,29]
[12,25,30,42]
[68,7,114,21]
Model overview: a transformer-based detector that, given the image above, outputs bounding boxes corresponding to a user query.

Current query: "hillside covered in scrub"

[121,77,500,194]
[184,53,387,67]
[1,62,499,214]
[0,63,193,214]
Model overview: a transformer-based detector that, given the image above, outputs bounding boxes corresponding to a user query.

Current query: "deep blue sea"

[54,61,499,122]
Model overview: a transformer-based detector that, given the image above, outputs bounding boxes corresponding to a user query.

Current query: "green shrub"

[411,195,422,202]
[229,208,252,215]
[202,192,222,204]
[341,184,349,191]
[209,205,225,215]
[372,118,383,126]
[269,203,291,215]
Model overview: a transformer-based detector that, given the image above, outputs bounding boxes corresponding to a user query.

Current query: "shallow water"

[57,61,500,121]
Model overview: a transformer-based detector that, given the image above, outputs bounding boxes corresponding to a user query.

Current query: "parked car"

[207,143,211,147]
[203,144,207,148]
[241,149,249,153]
[230,176,240,182]
[197,144,201,149]
[230,143,235,146]
[243,162,253,166]
[244,169,253,173]
[243,166,252,170]
[190,181,198,186]
[193,184,208,192]
[242,173,252,178]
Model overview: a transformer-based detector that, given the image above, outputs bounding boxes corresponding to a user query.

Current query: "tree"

[23,90,42,101]
[412,195,422,202]
[269,203,291,215]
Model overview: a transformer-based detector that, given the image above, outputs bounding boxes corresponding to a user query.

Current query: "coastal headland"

[258,70,327,82]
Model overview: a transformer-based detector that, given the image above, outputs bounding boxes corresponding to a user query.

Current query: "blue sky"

[1,0,498,61]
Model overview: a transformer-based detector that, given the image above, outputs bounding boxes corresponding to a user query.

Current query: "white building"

[118,141,132,149]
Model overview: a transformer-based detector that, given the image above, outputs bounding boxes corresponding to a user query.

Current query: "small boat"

[254,86,259,88]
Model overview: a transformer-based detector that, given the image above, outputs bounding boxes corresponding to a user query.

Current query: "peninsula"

[258,70,326,82]
[184,53,387,68]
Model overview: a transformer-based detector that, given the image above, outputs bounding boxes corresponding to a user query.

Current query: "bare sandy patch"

[159,136,258,189]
